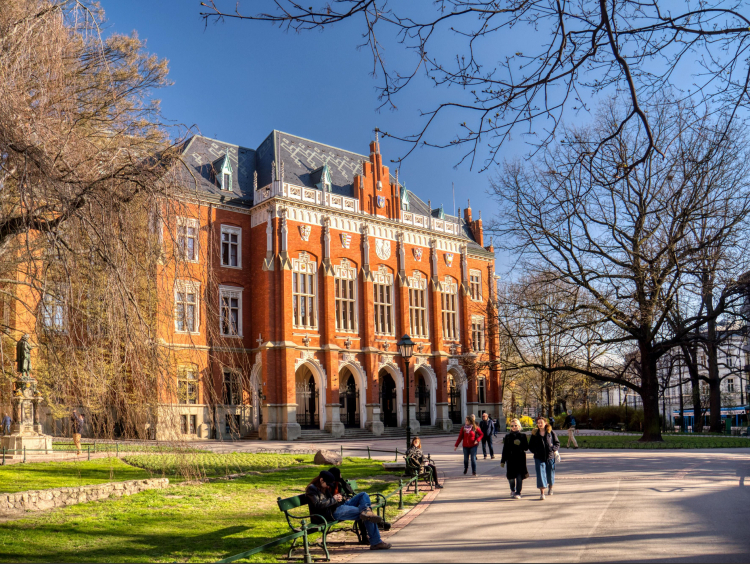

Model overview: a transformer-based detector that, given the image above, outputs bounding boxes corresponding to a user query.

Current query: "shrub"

[507,415,535,429]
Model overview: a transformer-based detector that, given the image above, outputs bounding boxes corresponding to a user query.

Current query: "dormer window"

[400,185,410,211]
[213,151,233,192]
[314,162,332,192]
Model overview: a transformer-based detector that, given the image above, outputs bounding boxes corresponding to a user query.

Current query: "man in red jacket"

[454,416,483,475]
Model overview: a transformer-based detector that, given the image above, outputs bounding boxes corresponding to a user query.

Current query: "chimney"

[464,199,472,224]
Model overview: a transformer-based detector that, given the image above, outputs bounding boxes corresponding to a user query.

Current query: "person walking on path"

[406,437,443,488]
[501,418,529,499]
[1,413,11,436]
[70,410,84,455]
[479,413,496,459]
[454,416,483,476]
[528,416,560,500]
[563,411,579,449]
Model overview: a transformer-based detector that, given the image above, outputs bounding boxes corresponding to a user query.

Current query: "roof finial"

[395,168,399,187]
[468,198,471,208]
[272,160,277,181]
[428,199,432,212]
[280,160,285,181]
[253,170,258,190]
[374,127,380,143]
[479,210,482,219]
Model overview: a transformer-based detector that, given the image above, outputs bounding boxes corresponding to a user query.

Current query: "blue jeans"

[535,458,555,489]
[463,445,478,473]
[332,492,382,545]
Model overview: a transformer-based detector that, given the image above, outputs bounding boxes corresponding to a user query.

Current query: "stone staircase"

[297,425,453,443]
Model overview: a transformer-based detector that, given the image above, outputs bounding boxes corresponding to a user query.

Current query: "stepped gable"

[178,135,256,206]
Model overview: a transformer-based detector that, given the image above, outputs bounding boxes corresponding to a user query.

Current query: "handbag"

[554,450,562,464]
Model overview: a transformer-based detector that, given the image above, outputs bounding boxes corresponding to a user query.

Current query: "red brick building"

[158,131,502,440]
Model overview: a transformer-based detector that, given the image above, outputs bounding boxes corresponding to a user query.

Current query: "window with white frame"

[469,270,482,301]
[177,217,199,262]
[221,225,241,268]
[478,376,487,404]
[292,253,317,329]
[727,378,735,393]
[441,277,459,341]
[373,267,394,335]
[471,316,485,352]
[41,290,66,332]
[178,366,198,405]
[175,280,200,333]
[334,259,357,332]
[408,271,428,338]
[220,286,242,337]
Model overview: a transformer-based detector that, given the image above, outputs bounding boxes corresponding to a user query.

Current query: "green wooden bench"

[403,455,435,493]
[277,480,387,561]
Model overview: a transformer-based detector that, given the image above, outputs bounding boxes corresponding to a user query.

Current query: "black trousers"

[426,462,439,484]
[481,435,494,457]
[508,474,524,494]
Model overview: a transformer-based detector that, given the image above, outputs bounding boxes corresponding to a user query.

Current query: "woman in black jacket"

[528,416,560,500]
[500,418,528,499]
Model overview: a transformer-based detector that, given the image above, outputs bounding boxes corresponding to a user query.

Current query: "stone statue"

[16,334,33,377]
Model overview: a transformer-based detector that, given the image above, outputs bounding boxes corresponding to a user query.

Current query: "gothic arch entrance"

[448,374,462,425]
[295,366,319,429]
[416,373,430,425]
[379,370,398,427]
[339,369,360,428]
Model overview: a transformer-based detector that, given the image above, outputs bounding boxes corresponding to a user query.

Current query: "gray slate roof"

[178,131,483,250]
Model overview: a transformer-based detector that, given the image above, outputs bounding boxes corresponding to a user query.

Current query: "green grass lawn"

[0,456,420,563]
[121,452,316,480]
[566,434,750,448]
[0,459,152,494]
[51,442,207,454]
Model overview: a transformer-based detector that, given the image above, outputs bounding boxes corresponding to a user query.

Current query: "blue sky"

[99,1,539,271]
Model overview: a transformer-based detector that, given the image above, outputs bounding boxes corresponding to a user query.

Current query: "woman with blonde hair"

[528,416,560,500]
[500,418,529,499]
[454,416,483,475]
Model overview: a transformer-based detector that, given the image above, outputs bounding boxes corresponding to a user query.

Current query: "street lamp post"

[397,334,415,452]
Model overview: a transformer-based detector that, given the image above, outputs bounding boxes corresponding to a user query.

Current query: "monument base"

[1,432,53,459]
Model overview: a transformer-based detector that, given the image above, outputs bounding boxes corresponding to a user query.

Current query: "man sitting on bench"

[306,470,392,551]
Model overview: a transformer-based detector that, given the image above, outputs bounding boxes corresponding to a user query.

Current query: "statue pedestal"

[1,432,52,459]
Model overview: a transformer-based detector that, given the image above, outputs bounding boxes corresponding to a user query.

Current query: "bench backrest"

[277,480,357,513]
[278,494,307,512]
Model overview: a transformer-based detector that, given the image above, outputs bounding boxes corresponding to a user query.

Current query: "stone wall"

[0,478,169,515]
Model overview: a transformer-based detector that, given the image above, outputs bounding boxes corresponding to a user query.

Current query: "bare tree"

[201,1,750,169]
[491,99,750,441]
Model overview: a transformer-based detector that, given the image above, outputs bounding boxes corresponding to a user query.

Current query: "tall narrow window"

[292,253,317,329]
[175,281,200,333]
[41,291,66,331]
[223,369,242,405]
[221,226,241,268]
[469,270,482,301]
[408,272,428,338]
[442,277,459,341]
[727,379,735,393]
[478,377,486,404]
[373,268,394,335]
[219,286,242,337]
[178,367,198,404]
[471,317,485,352]
[177,218,199,262]
[334,260,357,332]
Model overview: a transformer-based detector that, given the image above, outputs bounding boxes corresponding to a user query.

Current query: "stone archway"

[249,353,262,431]
[294,359,327,431]
[415,364,437,426]
[448,365,468,424]
[377,362,403,427]
[339,360,367,429]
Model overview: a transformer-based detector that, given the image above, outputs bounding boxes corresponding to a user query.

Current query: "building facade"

[155,131,501,440]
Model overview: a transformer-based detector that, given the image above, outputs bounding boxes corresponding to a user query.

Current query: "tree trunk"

[706,319,723,432]
[639,342,664,442]
[690,374,704,433]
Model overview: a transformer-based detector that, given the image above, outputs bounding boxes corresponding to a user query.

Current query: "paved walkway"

[344,436,750,563]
